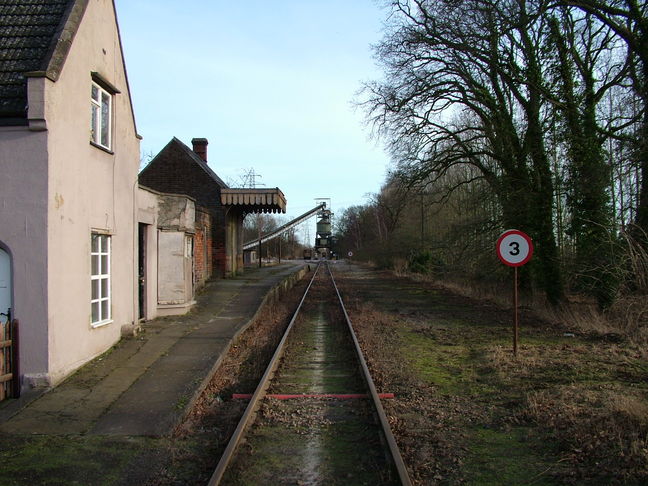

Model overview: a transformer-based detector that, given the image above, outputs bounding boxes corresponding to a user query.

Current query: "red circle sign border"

[497,229,534,267]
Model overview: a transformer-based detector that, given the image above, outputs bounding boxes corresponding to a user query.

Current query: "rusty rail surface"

[207,261,412,486]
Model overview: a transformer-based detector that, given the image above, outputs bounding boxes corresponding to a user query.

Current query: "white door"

[0,248,10,324]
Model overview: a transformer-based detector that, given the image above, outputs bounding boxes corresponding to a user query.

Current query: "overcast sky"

[115,1,392,241]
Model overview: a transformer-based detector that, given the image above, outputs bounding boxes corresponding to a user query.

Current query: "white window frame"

[91,81,112,150]
[91,233,111,327]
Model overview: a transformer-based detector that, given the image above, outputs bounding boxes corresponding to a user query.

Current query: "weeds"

[336,262,648,484]
[391,262,648,343]
[525,385,648,483]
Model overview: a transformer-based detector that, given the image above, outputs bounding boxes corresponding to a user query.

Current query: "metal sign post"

[496,229,534,356]
[514,266,519,355]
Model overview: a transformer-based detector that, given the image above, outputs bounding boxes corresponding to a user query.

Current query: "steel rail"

[327,261,413,486]
[207,262,322,486]
[208,261,412,485]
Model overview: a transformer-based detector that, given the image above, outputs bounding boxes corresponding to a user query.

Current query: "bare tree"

[362,0,563,302]
[562,0,648,239]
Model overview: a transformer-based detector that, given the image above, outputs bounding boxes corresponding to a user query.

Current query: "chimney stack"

[192,138,208,162]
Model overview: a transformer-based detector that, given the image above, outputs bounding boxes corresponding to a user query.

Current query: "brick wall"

[212,208,227,277]
[139,139,223,211]
[140,138,228,278]
[194,207,212,288]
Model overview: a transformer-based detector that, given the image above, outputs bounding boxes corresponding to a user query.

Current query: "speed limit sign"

[497,229,533,267]
[496,229,533,357]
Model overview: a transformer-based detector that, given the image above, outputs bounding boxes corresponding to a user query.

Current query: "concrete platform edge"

[171,265,311,434]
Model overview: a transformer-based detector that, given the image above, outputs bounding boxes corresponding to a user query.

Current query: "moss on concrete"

[0,435,164,486]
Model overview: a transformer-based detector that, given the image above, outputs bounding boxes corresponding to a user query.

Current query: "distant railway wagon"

[303,249,313,260]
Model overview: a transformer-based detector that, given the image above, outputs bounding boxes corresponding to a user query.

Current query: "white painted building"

[0,0,141,389]
[0,0,288,395]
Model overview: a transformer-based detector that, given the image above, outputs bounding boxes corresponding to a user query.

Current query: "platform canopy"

[220,188,287,214]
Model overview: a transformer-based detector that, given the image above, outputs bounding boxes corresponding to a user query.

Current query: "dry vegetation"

[346,303,476,484]
[149,275,312,486]
[335,263,648,485]
[492,343,648,482]
[404,267,648,345]
[524,385,648,482]
[147,262,647,484]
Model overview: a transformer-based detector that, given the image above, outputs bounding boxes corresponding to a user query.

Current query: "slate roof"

[0,0,76,120]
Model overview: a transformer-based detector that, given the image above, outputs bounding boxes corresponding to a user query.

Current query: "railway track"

[207,262,412,486]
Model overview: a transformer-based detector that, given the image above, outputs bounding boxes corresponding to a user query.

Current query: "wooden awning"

[221,188,287,213]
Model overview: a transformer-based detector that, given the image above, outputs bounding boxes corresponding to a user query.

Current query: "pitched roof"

[141,137,229,189]
[169,137,229,188]
[0,0,86,121]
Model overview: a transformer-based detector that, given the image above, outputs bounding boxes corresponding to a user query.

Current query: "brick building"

[193,208,213,288]
[139,137,286,279]
[139,137,229,275]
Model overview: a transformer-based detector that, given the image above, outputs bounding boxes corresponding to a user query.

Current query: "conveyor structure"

[242,203,326,250]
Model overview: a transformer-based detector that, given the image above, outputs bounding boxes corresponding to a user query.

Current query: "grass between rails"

[224,401,390,485]
[335,264,648,485]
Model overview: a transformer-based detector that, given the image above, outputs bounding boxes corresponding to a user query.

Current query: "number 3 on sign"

[509,241,520,256]
[497,230,533,267]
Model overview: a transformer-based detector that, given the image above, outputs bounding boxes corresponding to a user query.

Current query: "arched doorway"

[0,246,16,399]
[0,248,10,323]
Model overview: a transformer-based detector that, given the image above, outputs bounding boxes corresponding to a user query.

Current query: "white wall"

[158,231,186,305]
[138,188,198,317]
[0,128,50,385]
[43,0,140,385]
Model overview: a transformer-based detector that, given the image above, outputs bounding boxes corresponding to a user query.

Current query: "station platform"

[0,261,308,436]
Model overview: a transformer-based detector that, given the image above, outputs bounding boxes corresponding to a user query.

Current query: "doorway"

[0,247,14,400]
[0,248,10,324]
[138,224,147,320]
